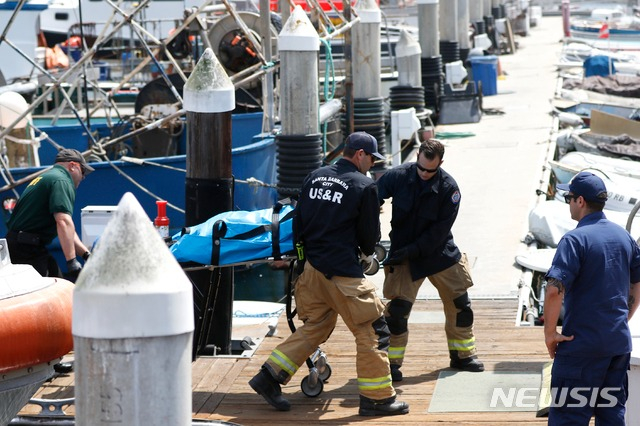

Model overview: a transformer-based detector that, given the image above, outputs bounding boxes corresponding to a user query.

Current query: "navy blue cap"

[345,132,385,160]
[557,171,608,203]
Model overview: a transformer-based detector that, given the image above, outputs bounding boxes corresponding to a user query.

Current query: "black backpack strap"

[211,220,227,266]
[273,199,297,259]
[271,201,284,260]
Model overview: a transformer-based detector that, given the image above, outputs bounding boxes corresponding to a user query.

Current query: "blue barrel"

[469,55,498,96]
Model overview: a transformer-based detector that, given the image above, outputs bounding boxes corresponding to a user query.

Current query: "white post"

[417,0,440,58]
[279,5,320,135]
[353,0,382,99]
[439,0,458,42]
[73,192,194,426]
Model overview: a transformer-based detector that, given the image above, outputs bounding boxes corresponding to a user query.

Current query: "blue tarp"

[584,55,617,77]
[170,204,295,266]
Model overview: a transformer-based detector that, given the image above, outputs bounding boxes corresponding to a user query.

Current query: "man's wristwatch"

[82,251,91,261]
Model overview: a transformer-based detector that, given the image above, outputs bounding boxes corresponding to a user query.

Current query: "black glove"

[65,258,82,282]
[82,251,91,261]
[383,247,410,265]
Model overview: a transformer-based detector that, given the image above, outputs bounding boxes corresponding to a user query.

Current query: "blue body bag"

[170,201,295,266]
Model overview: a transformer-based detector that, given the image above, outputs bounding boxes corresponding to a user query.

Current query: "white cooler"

[81,206,118,248]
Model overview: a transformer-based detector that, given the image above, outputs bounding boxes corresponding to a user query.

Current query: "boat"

[551,167,640,213]
[540,0,634,17]
[38,0,358,48]
[528,199,640,247]
[38,0,208,47]
[0,111,279,267]
[0,242,74,425]
[0,0,394,270]
[549,151,640,183]
[557,41,640,75]
[515,247,557,274]
[552,98,640,126]
[0,2,285,267]
[569,7,640,51]
[570,130,640,159]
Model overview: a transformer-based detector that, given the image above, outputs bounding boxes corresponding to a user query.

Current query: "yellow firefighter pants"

[265,261,395,400]
[383,254,476,366]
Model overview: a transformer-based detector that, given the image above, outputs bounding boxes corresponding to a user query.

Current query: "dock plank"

[20,299,553,425]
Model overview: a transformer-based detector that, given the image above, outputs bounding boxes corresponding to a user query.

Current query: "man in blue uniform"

[376,138,484,382]
[545,171,640,425]
[248,132,409,416]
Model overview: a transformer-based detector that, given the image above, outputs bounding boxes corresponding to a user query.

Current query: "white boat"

[552,167,640,212]
[557,41,640,75]
[550,151,640,183]
[528,199,640,248]
[515,248,557,274]
[38,0,216,46]
[569,8,640,51]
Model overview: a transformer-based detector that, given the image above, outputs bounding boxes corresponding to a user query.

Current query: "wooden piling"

[183,48,236,356]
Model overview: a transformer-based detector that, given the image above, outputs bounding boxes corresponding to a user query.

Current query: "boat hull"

[0,112,278,266]
[0,256,74,425]
[0,362,57,426]
[0,276,74,374]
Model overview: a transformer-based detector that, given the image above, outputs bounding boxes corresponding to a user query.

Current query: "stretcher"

[170,201,386,397]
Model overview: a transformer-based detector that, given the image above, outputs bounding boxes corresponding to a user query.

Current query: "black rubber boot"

[450,354,485,372]
[359,395,409,416]
[390,364,403,382]
[249,368,291,411]
[53,362,74,374]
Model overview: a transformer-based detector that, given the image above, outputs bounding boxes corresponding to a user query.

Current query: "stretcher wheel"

[318,363,332,382]
[374,244,387,263]
[301,374,324,397]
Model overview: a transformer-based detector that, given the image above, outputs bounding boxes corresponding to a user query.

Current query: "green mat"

[428,370,543,412]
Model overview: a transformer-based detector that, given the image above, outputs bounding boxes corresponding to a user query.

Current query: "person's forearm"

[74,233,90,257]
[544,286,563,339]
[55,213,77,261]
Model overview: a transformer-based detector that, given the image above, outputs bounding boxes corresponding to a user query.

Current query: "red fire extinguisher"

[154,200,170,239]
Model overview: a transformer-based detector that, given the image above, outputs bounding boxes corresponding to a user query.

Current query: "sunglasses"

[564,193,580,204]
[416,162,440,173]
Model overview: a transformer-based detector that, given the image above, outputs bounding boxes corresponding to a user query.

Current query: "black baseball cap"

[55,148,95,174]
[345,132,385,160]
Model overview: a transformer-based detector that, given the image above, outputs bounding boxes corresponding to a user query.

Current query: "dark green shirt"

[7,164,76,244]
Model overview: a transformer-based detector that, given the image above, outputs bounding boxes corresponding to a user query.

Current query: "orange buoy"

[0,278,74,374]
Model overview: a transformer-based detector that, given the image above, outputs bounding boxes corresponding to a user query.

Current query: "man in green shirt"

[6,148,94,281]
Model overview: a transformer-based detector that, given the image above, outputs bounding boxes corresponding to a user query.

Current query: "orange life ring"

[0,279,74,374]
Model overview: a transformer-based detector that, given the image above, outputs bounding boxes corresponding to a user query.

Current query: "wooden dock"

[20,299,553,425]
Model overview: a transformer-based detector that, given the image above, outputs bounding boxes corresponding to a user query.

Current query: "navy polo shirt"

[546,211,640,357]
